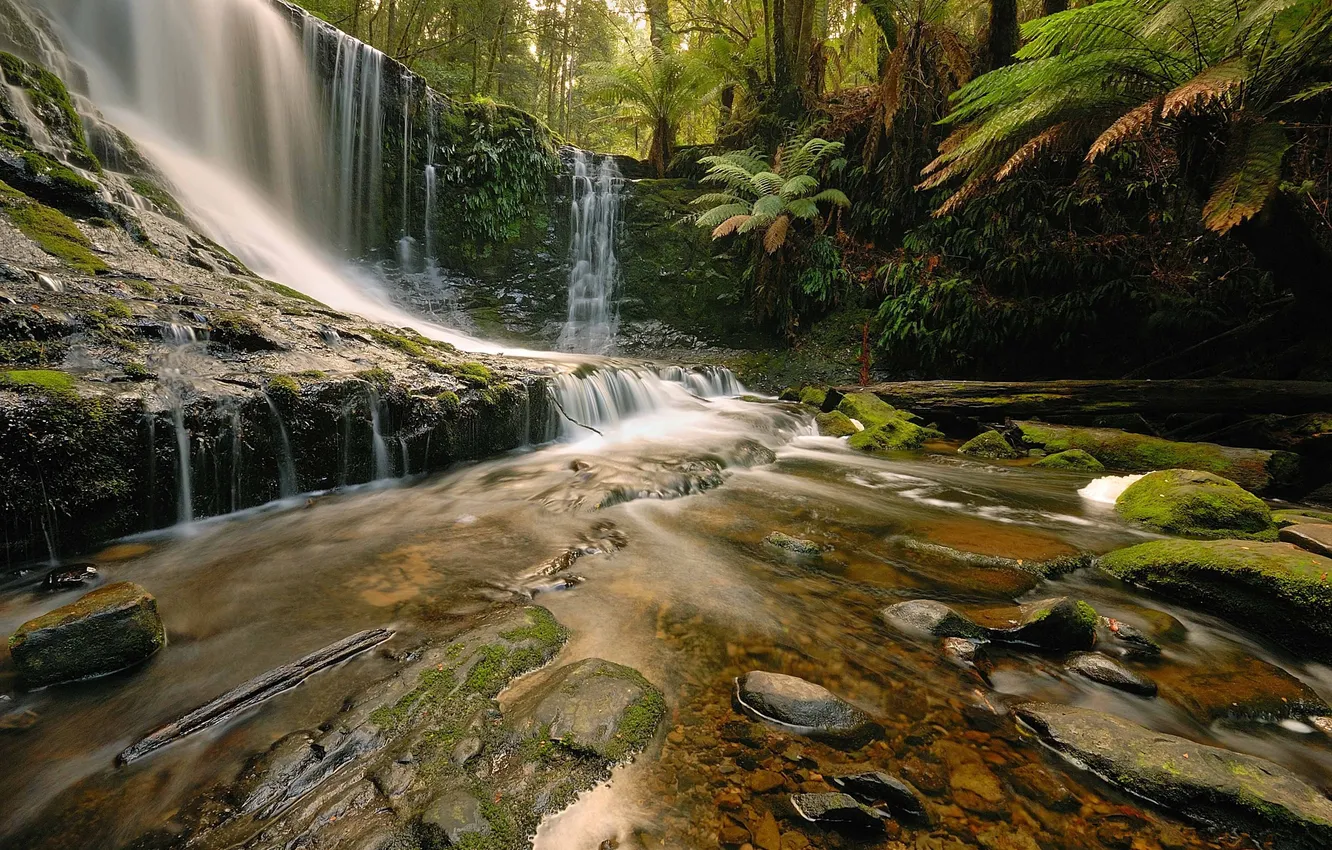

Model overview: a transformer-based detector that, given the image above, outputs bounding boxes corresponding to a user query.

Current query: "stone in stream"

[789,792,888,831]
[827,771,929,822]
[40,563,97,590]
[847,419,931,454]
[1098,616,1161,657]
[764,531,825,555]
[1114,469,1276,540]
[8,582,165,687]
[880,600,987,640]
[994,597,1098,651]
[1154,653,1330,723]
[1274,508,1332,528]
[1015,703,1332,848]
[958,430,1023,460]
[732,671,880,749]
[504,657,665,761]
[894,536,1091,579]
[815,410,859,437]
[1098,539,1332,659]
[1033,449,1104,472]
[836,392,915,428]
[1280,523,1332,557]
[941,636,991,675]
[1063,652,1157,696]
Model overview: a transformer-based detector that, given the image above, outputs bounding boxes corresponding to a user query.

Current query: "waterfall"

[550,365,745,437]
[368,388,392,480]
[424,93,438,264]
[263,393,299,498]
[170,398,193,525]
[557,150,622,354]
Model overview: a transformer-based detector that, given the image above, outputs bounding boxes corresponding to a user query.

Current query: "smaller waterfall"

[550,365,745,437]
[170,399,193,525]
[655,365,745,398]
[263,393,299,498]
[557,150,621,354]
[424,93,439,263]
[368,388,392,479]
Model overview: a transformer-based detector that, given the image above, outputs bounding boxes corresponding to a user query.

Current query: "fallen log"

[840,380,1332,419]
[118,627,393,764]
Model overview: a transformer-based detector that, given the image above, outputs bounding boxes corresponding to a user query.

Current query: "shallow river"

[3,384,1331,849]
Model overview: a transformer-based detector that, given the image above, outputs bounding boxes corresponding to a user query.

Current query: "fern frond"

[780,175,818,199]
[1202,120,1290,233]
[751,171,785,195]
[695,203,753,229]
[810,188,851,207]
[711,214,751,239]
[691,192,747,208]
[752,194,786,218]
[1161,58,1247,119]
[763,215,791,254]
[786,198,821,219]
[1087,97,1161,162]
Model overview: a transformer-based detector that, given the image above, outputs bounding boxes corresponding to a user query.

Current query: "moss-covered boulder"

[958,430,1022,460]
[848,419,929,454]
[1033,449,1104,472]
[799,386,828,408]
[815,410,859,437]
[1098,539,1332,658]
[837,392,914,428]
[1016,703,1332,849]
[8,581,165,687]
[1115,469,1276,540]
[1013,421,1298,493]
[997,597,1098,650]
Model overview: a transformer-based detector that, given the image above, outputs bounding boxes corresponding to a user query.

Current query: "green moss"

[0,338,66,366]
[364,327,425,356]
[799,386,827,408]
[1116,469,1276,540]
[958,430,1023,459]
[122,362,152,381]
[0,52,99,172]
[604,686,666,763]
[847,418,928,454]
[778,386,802,401]
[1034,449,1105,471]
[0,177,23,198]
[125,279,156,298]
[451,361,494,387]
[370,666,456,732]
[102,298,131,319]
[837,392,912,428]
[356,367,393,388]
[436,390,461,413]
[265,374,300,399]
[1273,509,1332,528]
[126,177,184,220]
[815,410,858,437]
[291,369,326,381]
[2,200,106,274]
[1,368,74,396]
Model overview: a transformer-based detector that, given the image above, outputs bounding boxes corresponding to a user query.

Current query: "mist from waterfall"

[557,150,622,354]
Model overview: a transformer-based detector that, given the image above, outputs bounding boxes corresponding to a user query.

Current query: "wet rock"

[1033,449,1104,472]
[1006,763,1077,811]
[961,691,1010,732]
[1016,703,1332,848]
[749,769,786,793]
[880,600,987,640]
[976,825,1041,850]
[1099,616,1161,657]
[995,597,1098,650]
[1098,539,1332,659]
[1274,508,1332,528]
[764,532,824,555]
[894,536,1091,579]
[40,562,97,590]
[815,410,859,437]
[827,771,929,822]
[1064,652,1157,696]
[958,430,1023,460]
[1280,523,1332,557]
[836,393,914,429]
[941,637,991,675]
[799,386,828,408]
[1115,469,1276,540]
[1156,653,1330,723]
[847,419,930,454]
[506,657,665,761]
[8,581,165,687]
[935,739,1005,816]
[732,671,880,749]
[752,809,781,850]
[789,792,888,831]
[421,790,489,845]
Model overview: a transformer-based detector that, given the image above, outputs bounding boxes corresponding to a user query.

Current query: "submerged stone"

[1033,449,1104,472]
[1115,469,1276,540]
[958,430,1023,460]
[789,792,888,831]
[880,600,987,640]
[764,531,824,555]
[1155,653,1330,723]
[1016,703,1332,848]
[40,562,97,590]
[1099,617,1161,657]
[1064,652,1157,696]
[732,671,879,749]
[421,790,489,845]
[8,581,165,687]
[505,657,665,761]
[827,771,929,822]
[1098,539,1332,659]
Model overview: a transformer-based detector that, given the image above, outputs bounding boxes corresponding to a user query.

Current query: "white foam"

[1079,474,1146,505]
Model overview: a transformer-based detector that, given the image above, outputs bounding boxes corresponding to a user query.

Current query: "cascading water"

[550,365,746,437]
[368,388,392,480]
[263,393,299,498]
[557,150,622,354]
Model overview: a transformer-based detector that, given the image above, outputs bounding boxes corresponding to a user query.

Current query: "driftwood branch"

[118,628,393,765]
[548,393,604,436]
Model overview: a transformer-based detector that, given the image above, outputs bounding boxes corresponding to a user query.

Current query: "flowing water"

[558,150,622,354]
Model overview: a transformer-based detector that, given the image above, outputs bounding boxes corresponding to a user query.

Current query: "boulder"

[1033,449,1104,472]
[799,386,828,408]
[732,671,880,749]
[8,581,165,687]
[789,793,888,831]
[1114,469,1276,540]
[958,430,1023,460]
[1015,703,1332,848]
[1064,652,1157,696]
[815,410,859,437]
[837,392,913,428]
[1154,654,1330,723]
[505,658,664,761]
[847,419,929,454]
[765,531,824,555]
[421,790,490,846]
[827,771,929,822]
[1274,508,1332,528]
[1280,523,1332,557]
[1098,539,1332,659]
[880,600,987,640]
[1099,617,1161,657]
[996,597,1098,650]
[1013,421,1297,494]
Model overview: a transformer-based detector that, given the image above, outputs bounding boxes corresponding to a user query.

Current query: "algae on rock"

[1115,469,1276,540]
[958,430,1023,460]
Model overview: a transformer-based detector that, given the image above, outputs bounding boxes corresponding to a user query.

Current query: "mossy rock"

[799,386,828,408]
[1274,508,1332,528]
[8,581,165,687]
[958,430,1022,460]
[997,597,1098,650]
[1,367,74,395]
[815,410,859,437]
[1033,449,1104,472]
[837,392,913,428]
[1115,469,1276,540]
[848,419,928,454]
[778,386,802,402]
[765,531,824,555]
[1099,539,1332,658]
[1014,421,1297,494]
[0,189,107,274]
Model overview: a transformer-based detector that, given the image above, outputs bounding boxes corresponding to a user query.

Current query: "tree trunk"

[987,0,1019,71]
[1042,0,1068,15]
[650,115,669,177]
[1232,193,1332,312]
[646,0,671,51]
[719,84,735,128]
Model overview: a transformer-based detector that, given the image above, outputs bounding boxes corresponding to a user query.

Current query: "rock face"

[1098,539,1332,659]
[1016,703,1332,849]
[958,430,1023,459]
[732,671,880,749]
[1064,652,1157,696]
[1115,469,1276,540]
[881,600,987,640]
[505,657,665,761]
[1033,449,1104,471]
[1013,421,1297,493]
[1280,523,1332,557]
[8,581,164,687]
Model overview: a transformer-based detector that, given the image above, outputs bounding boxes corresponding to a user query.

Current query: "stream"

[4,383,1332,848]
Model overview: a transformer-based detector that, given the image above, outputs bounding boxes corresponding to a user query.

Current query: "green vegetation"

[0,52,99,171]
[847,418,929,454]
[1,368,74,396]
[837,392,913,428]
[815,410,858,437]
[1034,450,1105,472]
[127,177,185,220]
[958,430,1022,460]
[1115,469,1276,540]
[260,279,323,305]
[0,193,106,274]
